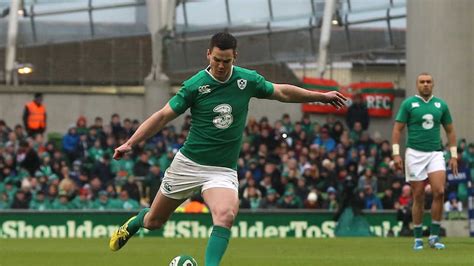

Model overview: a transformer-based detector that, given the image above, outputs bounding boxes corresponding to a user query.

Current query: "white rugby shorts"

[159,151,239,200]
[405,148,446,182]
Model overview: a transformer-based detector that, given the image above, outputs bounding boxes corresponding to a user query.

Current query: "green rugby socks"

[430,221,441,237]
[413,224,423,240]
[205,225,231,266]
[127,208,150,235]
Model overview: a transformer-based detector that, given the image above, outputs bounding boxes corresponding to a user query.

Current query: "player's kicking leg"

[109,191,184,251]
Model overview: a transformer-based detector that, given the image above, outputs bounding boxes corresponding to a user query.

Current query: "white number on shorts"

[213,104,233,129]
[422,114,434,129]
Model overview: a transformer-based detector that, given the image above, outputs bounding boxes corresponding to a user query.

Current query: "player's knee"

[412,191,424,202]
[213,207,236,227]
[432,188,445,200]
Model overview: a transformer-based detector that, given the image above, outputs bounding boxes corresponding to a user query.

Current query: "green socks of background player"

[127,208,150,235]
[413,224,423,239]
[414,221,441,239]
[430,221,441,237]
[205,225,231,266]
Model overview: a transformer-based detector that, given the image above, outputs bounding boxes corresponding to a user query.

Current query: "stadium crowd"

[0,113,472,214]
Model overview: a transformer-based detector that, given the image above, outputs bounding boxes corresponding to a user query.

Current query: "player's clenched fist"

[393,155,403,171]
[113,142,132,160]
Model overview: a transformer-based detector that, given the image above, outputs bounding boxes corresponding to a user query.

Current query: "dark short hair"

[34,93,43,99]
[209,32,237,51]
[416,72,433,82]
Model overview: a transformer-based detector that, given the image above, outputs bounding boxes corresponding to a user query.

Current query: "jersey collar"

[415,94,434,103]
[205,65,234,84]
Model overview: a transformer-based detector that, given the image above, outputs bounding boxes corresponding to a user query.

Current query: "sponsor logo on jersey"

[434,102,441,108]
[212,104,233,129]
[198,85,211,94]
[411,102,420,108]
[237,79,247,90]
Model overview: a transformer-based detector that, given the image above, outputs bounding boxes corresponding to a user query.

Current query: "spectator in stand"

[110,113,126,141]
[444,192,463,215]
[0,191,11,209]
[58,165,77,197]
[14,124,27,142]
[18,140,41,177]
[89,116,106,146]
[281,113,293,134]
[240,186,262,210]
[462,143,474,175]
[51,191,70,210]
[277,190,302,209]
[11,190,30,209]
[303,190,320,209]
[123,118,134,137]
[0,120,11,143]
[133,152,151,177]
[92,154,114,185]
[294,177,309,202]
[62,125,79,163]
[29,191,50,210]
[381,188,396,210]
[364,185,383,211]
[259,188,279,209]
[349,121,364,145]
[146,164,163,204]
[76,116,88,135]
[398,184,412,208]
[324,186,339,211]
[23,93,47,137]
[88,139,105,162]
[346,93,369,131]
[93,190,118,210]
[330,121,344,144]
[122,176,141,203]
[358,167,378,194]
[300,113,313,135]
[117,190,139,210]
[71,188,93,209]
[313,127,336,153]
[76,133,89,160]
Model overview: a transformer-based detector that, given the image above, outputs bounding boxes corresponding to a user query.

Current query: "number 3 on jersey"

[213,104,233,129]
[422,114,434,129]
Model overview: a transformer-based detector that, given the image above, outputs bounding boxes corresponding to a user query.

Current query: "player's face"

[207,47,236,81]
[416,75,434,97]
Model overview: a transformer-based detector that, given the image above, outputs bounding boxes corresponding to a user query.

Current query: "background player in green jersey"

[109,32,347,265]
[391,73,458,250]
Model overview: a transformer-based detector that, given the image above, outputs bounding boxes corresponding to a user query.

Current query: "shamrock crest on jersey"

[237,79,247,90]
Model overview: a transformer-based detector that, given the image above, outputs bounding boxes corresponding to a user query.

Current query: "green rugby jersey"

[169,66,274,169]
[395,95,452,152]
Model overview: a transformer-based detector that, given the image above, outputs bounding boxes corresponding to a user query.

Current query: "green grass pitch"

[1,237,473,266]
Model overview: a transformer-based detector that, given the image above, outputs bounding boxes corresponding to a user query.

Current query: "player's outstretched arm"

[391,121,405,171]
[113,103,178,160]
[443,123,458,176]
[269,83,347,108]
